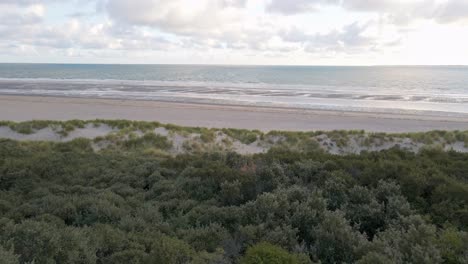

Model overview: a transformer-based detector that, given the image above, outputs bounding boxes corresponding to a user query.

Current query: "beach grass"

[1,120,468,154]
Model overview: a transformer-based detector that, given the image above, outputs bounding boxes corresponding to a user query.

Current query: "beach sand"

[0,95,467,132]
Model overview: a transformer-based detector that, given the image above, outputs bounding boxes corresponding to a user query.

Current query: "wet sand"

[1,95,467,132]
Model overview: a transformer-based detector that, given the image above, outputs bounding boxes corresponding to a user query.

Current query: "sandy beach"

[1,95,467,132]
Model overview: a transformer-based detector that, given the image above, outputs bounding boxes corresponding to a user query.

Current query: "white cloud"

[103,0,291,53]
[105,0,246,35]
[0,0,43,4]
[0,0,467,64]
[267,0,341,14]
[0,3,45,25]
[432,0,468,23]
[280,21,378,54]
[0,0,401,60]
[0,18,173,54]
[267,0,468,24]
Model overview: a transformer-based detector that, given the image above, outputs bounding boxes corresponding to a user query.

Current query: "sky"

[1,0,468,65]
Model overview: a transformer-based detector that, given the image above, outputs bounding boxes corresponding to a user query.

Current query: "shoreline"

[1,95,468,132]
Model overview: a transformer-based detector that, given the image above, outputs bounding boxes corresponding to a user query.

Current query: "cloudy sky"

[1,0,468,65]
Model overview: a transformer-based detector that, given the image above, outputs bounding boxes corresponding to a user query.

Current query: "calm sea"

[0,63,467,116]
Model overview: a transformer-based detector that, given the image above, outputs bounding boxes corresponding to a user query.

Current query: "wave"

[0,78,467,116]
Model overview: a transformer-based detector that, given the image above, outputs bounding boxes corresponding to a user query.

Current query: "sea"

[0,63,467,117]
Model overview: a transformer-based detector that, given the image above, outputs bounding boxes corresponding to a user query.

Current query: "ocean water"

[0,63,467,116]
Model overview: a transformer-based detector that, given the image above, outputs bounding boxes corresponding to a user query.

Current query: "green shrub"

[199,129,216,143]
[0,135,468,263]
[0,246,19,264]
[222,128,260,144]
[241,242,311,264]
[123,132,172,150]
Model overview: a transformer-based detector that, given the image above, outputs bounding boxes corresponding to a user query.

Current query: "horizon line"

[0,62,467,67]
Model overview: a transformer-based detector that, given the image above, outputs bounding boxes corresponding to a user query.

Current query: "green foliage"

[2,120,468,156]
[327,130,350,147]
[149,234,198,263]
[437,227,468,264]
[199,128,216,143]
[361,215,443,263]
[311,210,368,263]
[0,137,467,263]
[241,242,310,264]
[2,120,82,135]
[0,219,96,264]
[222,128,260,144]
[122,132,172,150]
[0,245,19,264]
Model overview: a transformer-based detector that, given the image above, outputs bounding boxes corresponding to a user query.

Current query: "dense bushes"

[0,138,467,263]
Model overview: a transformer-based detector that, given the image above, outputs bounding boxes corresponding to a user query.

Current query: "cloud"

[2,0,463,63]
[432,0,468,23]
[0,0,398,59]
[266,0,340,15]
[266,0,468,24]
[267,0,318,15]
[266,0,417,15]
[1,0,251,57]
[0,0,176,54]
[341,0,409,12]
[0,0,43,4]
[105,0,246,35]
[0,0,99,4]
[280,22,377,53]
[0,4,44,26]
[0,17,173,54]
[104,0,287,53]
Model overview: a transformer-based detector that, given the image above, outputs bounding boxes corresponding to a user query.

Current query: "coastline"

[1,94,468,132]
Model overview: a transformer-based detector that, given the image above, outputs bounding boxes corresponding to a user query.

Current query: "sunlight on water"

[0,64,467,116]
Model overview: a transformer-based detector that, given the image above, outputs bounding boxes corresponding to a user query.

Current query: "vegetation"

[2,120,468,152]
[0,135,467,263]
[222,128,261,145]
[0,120,89,136]
[240,243,310,264]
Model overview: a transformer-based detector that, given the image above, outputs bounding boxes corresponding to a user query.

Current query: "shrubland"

[0,135,467,263]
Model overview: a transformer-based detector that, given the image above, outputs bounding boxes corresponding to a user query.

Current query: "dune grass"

[1,120,468,152]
